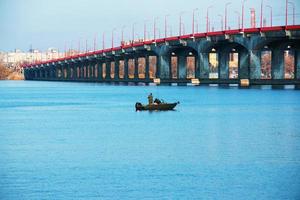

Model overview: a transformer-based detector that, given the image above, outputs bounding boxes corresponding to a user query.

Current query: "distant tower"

[250,8,256,28]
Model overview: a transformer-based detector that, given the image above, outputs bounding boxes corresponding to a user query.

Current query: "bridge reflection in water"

[23,26,300,86]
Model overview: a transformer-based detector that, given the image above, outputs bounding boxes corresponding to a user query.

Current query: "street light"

[78,38,81,54]
[165,15,170,38]
[286,0,288,27]
[154,17,159,40]
[260,0,264,28]
[225,2,232,31]
[192,8,199,35]
[242,0,247,31]
[93,34,97,51]
[179,11,186,36]
[235,11,241,29]
[288,1,295,25]
[132,22,137,43]
[102,32,105,49]
[206,5,213,32]
[266,5,272,27]
[121,26,126,44]
[195,19,199,33]
[144,20,150,41]
[218,14,224,31]
[111,28,117,49]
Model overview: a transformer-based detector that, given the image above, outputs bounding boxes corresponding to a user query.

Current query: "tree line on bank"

[0,62,24,80]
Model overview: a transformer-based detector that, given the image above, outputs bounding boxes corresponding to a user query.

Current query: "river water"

[0,81,300,200]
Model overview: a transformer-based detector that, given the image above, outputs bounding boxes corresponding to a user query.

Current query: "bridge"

[23,25,300,86]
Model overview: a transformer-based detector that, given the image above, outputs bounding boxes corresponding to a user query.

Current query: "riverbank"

[0,64,24,80]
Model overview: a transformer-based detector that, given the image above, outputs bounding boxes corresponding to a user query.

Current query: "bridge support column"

[199,53,209,79]
[295,50,300,80]
[271,49,284,79]
[97,61,102,81]
[39,69,43,79]
[86,63,90,79]
[219,52,229,79]
[249,50,261,79]
[106,61,111,80]
[178,54,186,79]
[145,55,150,80]
[80,64,84,79]
[239,50,250,79]
[54,67,58,79]
[85,63,89,79]
[159,55,170,79]
[134,57,139,80]
[74,66,78,80]
[67,65,71,80]
[124,58,129,80]
[114,59,120,81]
[91,62,95,79]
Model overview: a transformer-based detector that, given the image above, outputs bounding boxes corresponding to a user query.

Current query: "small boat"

[135,101,179,111]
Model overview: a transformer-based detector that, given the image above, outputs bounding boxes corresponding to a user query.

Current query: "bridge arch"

[158,45,198,80]
[255,39,300,80]
[200,40,249,80]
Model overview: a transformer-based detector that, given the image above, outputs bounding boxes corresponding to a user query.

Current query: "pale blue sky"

[0,0,299,52]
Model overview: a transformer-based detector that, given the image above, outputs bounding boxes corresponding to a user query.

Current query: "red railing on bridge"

[21,25,300,69]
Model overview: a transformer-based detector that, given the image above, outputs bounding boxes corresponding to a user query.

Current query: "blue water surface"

[0,81,300,200]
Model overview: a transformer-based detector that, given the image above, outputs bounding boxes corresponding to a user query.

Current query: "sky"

[0,0,299,52]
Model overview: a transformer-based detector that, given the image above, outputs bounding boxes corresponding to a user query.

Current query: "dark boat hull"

[135,102,179,111]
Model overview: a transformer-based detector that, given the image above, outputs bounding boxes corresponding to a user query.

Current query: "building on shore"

[0,48,66,72]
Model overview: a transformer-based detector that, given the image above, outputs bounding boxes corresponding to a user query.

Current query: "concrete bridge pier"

[105,61,111,81]
[295,50,300,80]
[124,57,129,81]
[114,59,120,81]
[239,50,250,79]
[145,55,150,80]
[159,54,170,79]
[249,50,261,79]
[199,52,210,79]
[271,49,284,79]
[178,52,187,79]
[80,62,85,80]
[134,56,139,81]
[219,52,229,80]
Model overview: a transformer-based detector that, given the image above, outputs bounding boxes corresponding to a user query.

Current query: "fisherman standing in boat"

[148,93,153,105]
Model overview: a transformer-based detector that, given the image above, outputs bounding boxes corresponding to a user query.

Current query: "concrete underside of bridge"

[24,30,300,86]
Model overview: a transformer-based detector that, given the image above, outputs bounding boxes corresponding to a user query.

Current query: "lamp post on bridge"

[242,0,247,31]
[93,34,97,51]
[111,28,117,49]
[121,26,126,44]
[225,2,232,31]
[144,20,150,41]
[85,39,88,53]
[78,38,81,55]
[195,19,199,33]
[165,15,169,38]
[235,11,241,29]
[218,14,224,31]
[266,5,272,27]
[192,8,199,36]
[206,5,213,33]
[179,11,185,36]
[260,0,264,28]
[102,32,105,49]
[288,1,295,25]
[154,17,159,40]
[132,23,137,43]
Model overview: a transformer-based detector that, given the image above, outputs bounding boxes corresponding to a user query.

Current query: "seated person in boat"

[154,98,162,105]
